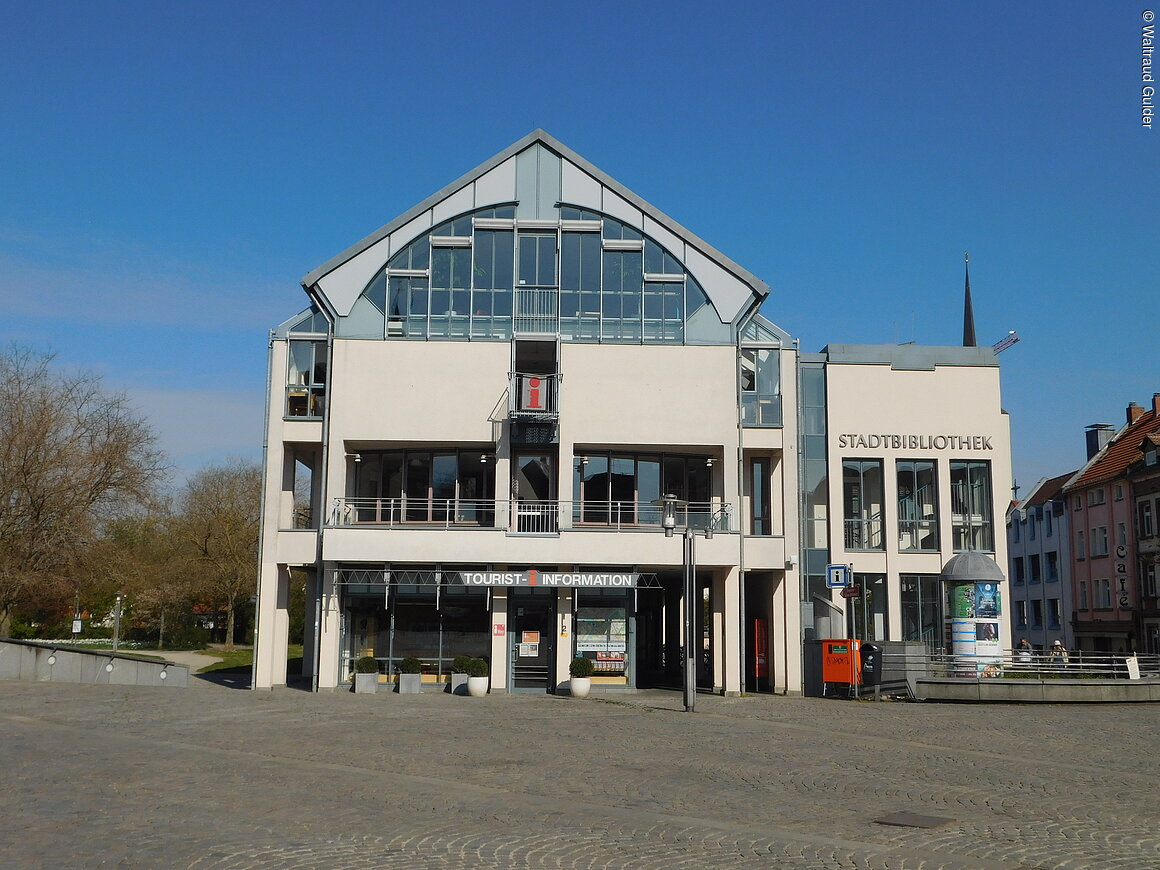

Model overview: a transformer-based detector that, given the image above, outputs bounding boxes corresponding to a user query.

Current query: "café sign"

[454,570,639,588]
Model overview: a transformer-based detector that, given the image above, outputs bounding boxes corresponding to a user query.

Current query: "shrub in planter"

[449,654,473,694]
[465,656,489,697]
[397,655,423,694]
[352,656,379,694]
[569,656,595,678]
[569,656,594,698]
[464,657,489,677]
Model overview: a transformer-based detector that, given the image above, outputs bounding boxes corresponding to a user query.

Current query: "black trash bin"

[860,642,882,689]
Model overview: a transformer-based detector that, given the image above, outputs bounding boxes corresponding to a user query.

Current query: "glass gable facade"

[357,205,715,344]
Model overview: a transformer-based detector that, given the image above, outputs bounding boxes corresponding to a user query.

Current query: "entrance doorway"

[509,589,556,691]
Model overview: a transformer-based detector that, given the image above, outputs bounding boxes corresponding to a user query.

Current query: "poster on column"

[973,582,1002,675]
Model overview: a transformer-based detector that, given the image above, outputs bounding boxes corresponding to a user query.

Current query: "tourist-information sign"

[455,570,639,588]
[826,564,851,588]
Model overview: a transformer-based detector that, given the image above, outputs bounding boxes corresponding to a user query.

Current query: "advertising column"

[947,581,1003,676]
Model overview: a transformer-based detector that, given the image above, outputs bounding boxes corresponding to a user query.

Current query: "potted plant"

[397,655,423,694]
[465,657,489,697]
[352,656,379,694]
[569,656,594,698]
[449,654,473,695]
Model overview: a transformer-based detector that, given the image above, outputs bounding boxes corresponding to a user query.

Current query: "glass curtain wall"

[360,206,713,345]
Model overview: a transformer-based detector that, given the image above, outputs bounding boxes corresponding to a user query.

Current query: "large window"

[1091,526,1109,557]
[740,347,781,426]
[847,573,887,641]
[352,450,495,525]
[843,460,884,550]
[950,460,993,551]
[359,207,713,345]
[748,456,773,536]
[897,460,938,551]
[286,340,327,417]
[573,452,714,529]
[901,574,941,646]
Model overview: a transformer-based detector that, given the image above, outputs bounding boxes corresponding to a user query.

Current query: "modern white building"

[253,131,1013,695]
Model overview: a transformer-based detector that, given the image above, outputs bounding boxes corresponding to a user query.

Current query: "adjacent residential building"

[252,131,1013,694]
[1063,397,1160,653]
[1006,472,1075,651]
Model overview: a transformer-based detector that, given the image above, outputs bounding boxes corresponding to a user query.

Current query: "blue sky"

[0,1,1154,493]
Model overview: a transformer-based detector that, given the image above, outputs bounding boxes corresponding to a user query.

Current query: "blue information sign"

[826,564,850,588]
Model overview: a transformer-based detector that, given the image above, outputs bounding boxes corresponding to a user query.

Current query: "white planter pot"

[466,676,489,697]
[570,676,592,698]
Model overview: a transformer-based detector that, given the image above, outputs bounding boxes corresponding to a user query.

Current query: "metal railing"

[844,516,883,550]
[329,498,733,534]
[514,288,559,334]
[881,647,1160,683]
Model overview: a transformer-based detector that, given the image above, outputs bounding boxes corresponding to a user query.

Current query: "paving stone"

[0,679,1158,869]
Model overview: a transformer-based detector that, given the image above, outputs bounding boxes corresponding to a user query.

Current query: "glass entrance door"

[509,590,556,691]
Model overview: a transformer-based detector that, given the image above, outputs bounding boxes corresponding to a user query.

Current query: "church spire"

[963,252,977,347]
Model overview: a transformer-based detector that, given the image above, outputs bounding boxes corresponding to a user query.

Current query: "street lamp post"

[660,494,713,713]
[112,593,124,652]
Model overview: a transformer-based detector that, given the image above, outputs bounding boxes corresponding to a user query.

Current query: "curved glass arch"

[356,205,718,344]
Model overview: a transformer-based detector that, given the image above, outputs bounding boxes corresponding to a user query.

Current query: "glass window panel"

[581,455,609,522]
[561,233,581,291]
[494,231,513,290]
[408,283,428,314]
[602,292,622,318]
[430,289,450,316]
[519,235,538,285]
[537,235,556,285]
[431,249,451,289]
[581,232,600,291]
[644,239,664,273]
[365,271,387,312]
[405,454,431,521]
[610,456,636,523]
[452,248,471,288]
[560,290,579,318]
[663,283,683,319]
[473,230,494,288]
[451,215,472,236]
[493,288,512,316]
[685,277,708,317]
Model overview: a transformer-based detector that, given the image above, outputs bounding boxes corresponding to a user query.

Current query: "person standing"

[1048,639,1069,667]
[1016,638,1032,665]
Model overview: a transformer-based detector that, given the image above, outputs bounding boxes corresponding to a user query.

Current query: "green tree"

[0,348,167,636]
[176,459,261,651]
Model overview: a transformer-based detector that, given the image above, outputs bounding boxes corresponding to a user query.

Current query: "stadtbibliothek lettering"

[836,433,994,450]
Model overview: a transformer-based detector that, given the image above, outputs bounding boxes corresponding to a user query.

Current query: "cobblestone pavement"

[1,676,1158,870]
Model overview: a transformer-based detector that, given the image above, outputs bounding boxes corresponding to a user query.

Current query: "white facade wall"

[824,352,1012,649]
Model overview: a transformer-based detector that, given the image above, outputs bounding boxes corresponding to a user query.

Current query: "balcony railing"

[329,498,733,535]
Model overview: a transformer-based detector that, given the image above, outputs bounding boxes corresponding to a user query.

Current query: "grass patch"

[196,645,304,675]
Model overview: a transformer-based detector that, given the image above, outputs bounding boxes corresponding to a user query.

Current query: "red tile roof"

[1068,403,1160,490]
[1025,471,1077,506]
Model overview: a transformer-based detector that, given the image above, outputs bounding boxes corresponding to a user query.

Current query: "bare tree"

[176,459,261,651]
[0,348,167,636]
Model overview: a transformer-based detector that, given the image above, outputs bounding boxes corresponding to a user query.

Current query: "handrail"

[327,497,735,533]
